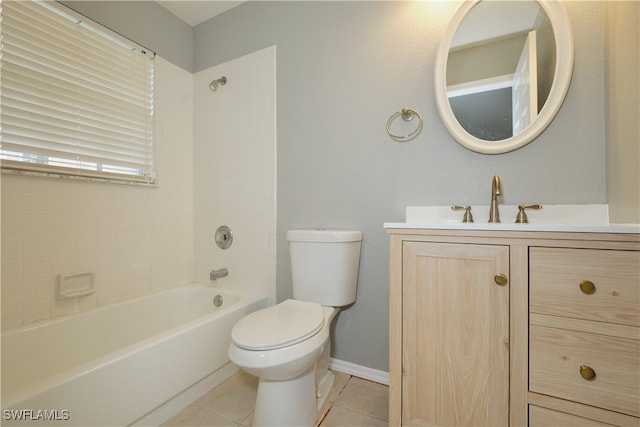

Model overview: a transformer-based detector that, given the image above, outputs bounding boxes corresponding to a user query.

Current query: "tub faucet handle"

[210,268,229,281]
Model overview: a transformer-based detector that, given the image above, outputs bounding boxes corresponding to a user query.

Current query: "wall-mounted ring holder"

[386,107,423,142]
[215,225,233,249]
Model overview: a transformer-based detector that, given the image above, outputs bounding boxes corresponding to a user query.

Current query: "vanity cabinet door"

[401,242,510,426]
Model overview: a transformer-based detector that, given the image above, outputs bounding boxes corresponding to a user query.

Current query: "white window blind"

[0,0,156,184]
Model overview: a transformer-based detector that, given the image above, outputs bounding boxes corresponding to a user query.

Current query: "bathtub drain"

[213,294,223,307]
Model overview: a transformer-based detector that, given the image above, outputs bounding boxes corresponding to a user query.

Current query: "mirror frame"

[434,0,574,154]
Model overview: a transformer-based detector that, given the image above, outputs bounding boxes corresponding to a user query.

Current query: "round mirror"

[434,0,574,154]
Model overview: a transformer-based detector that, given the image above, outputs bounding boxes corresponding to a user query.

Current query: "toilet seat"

[231,299,324,351]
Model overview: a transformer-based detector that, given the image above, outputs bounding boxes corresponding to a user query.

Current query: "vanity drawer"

[530,247,640,326]
[529,405,615,426]
[530,325,640,417]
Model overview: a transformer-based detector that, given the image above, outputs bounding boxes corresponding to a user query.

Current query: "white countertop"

[384,205,640,234]
[384,222,640,234]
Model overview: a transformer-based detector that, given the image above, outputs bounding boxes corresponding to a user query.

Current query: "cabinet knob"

[494,274,508,286]
[579,365,597,381]
[579,280,596,295]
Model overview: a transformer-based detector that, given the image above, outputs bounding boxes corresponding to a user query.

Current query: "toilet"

[228,229,362,427]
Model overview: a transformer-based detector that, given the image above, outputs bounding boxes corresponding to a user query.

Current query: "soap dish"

[57,272,95,299]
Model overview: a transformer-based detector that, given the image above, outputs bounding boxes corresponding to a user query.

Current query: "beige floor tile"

[318,371,352,425]
[334,377,389,421]
[192,370,258,424]
[161,404,241,426]
[319,405,388,427]
[328,371,350,403]
[164,370,389,427]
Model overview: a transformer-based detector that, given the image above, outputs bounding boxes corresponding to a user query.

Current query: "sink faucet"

[489,175,501,223]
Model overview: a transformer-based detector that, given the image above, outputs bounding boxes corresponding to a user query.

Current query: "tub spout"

[210,268,229,281]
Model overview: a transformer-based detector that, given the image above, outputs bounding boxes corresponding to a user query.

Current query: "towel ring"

[386,108,423,142]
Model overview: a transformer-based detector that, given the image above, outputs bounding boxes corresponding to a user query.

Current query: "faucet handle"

[515,204,542,224]
[452,205,474,223]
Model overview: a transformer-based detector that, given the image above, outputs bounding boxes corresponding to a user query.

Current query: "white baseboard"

[329,358,389,385]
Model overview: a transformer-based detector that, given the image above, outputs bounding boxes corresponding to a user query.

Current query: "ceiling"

[155,1,245,27]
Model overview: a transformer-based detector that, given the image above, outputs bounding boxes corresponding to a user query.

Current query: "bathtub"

[1,285,267,426]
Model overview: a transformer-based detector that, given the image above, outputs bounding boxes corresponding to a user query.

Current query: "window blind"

[0,0,156,184]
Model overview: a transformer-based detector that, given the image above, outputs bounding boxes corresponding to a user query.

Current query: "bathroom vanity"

[385,221,639,426]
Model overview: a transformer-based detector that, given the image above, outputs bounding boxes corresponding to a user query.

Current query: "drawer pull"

[494,274,508,286]
[579,365,597,381]
[579,280,596,295]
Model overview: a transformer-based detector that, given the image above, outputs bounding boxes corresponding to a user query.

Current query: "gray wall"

[605,1,640,224]
[61,1,194,72]
[195,1,608,372]
[57,1,638,373]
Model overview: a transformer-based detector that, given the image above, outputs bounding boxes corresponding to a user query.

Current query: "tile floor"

[162,370,389,427]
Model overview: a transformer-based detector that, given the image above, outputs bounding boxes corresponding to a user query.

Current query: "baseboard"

[329,358,389,385]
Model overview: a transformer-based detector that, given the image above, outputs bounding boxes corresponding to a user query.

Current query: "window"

[1,0,156,184]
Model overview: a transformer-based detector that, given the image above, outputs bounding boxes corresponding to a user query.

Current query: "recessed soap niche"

[57,272,96,299]
[53,272,97,317]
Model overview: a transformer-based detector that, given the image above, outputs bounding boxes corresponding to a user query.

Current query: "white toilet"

[228,229,362,427]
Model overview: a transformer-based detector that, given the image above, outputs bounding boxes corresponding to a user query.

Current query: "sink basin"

[383,204,640,234]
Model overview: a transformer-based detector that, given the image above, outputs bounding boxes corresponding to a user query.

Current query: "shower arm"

[209,76,227,91]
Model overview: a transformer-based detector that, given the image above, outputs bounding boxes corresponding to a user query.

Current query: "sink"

[383,204,640,234]
[406,204,610,225]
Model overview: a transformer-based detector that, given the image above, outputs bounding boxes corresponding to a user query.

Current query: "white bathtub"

[1,285,267,426]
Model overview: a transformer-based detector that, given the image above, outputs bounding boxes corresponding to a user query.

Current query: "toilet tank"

[287,229,362,307]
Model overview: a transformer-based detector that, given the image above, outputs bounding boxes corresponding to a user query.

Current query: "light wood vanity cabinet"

[387,228,639,427]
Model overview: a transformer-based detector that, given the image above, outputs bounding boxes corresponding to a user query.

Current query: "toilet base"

[251,366,334,427]
[253,365,314,427]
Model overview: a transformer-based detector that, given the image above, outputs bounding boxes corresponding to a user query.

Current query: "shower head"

[209,76,227,91]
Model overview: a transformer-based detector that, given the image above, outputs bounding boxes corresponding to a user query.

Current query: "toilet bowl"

[228,300,338,426]
[228,229,362,427]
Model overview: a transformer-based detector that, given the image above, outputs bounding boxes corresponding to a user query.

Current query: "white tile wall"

[193,46,277,304]
[1,48,277,329]
[1,58,195,329]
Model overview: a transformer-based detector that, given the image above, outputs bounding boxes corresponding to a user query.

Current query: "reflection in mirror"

[447,1,556,141]
[435,0,574,154]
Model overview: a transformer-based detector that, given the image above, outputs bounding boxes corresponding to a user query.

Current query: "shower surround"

[193,46,277,303]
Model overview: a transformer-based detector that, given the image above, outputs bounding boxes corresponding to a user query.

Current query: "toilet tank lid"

[287,229,362,242]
